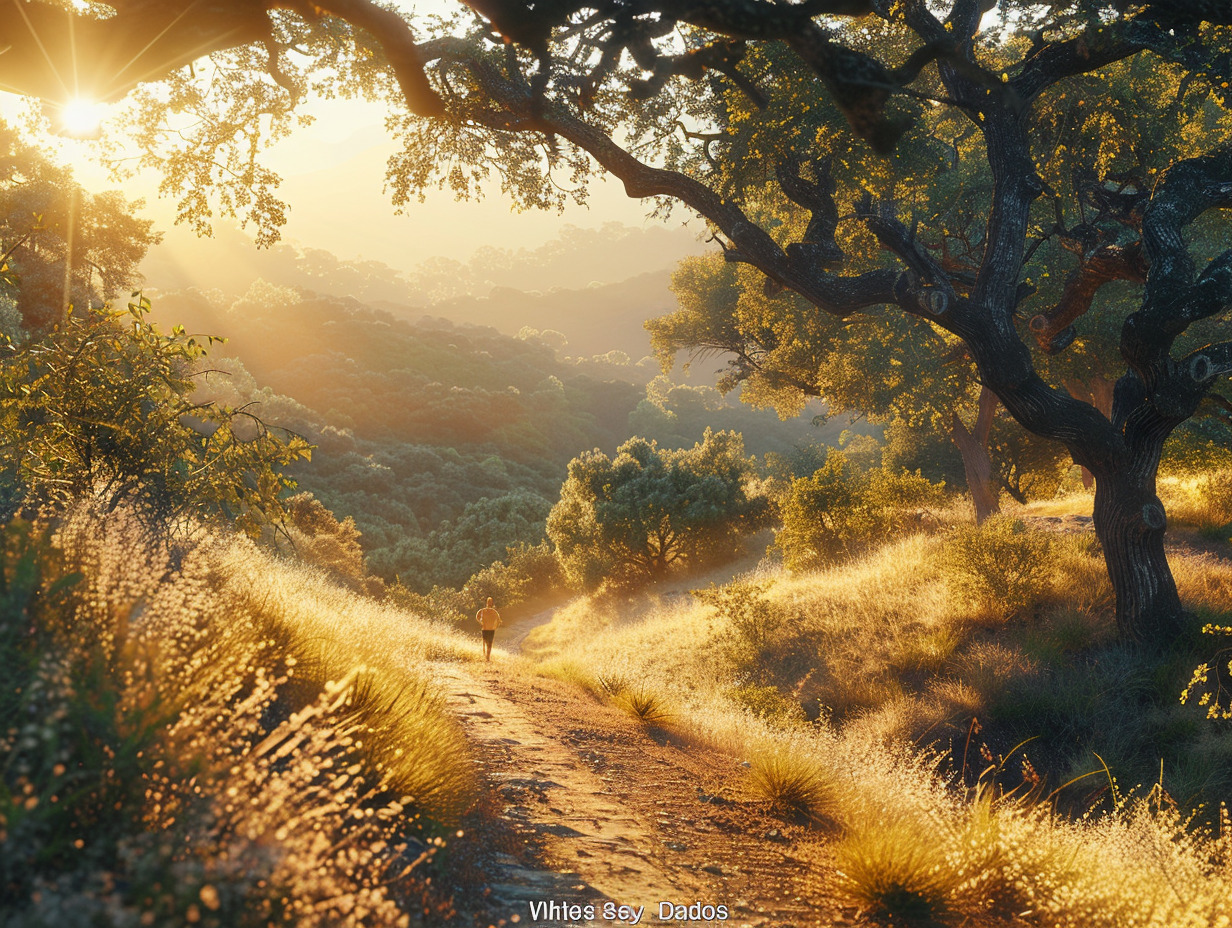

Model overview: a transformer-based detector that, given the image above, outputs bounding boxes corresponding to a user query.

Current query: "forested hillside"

[150,287,843,592]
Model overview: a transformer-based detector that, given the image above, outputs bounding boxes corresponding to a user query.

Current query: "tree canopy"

[8,0,1232,643]
[0,120,157,336]
[547,429,767,588]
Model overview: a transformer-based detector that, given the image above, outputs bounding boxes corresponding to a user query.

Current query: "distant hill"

[141,220,704,303]
[150,287,850,592]
[378,270,676,360]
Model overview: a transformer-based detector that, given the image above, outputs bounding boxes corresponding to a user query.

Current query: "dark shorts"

[482,630,495,644]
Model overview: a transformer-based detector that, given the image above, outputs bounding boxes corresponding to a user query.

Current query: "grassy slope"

[2,508,479,927]
[520,488,1232,926]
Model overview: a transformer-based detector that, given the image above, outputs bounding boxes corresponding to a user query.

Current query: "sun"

[57,98,107,139]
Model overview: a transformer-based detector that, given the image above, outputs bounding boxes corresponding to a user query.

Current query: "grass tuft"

[616,686,673,726]
[747,748,831,822]
[833,814,955,923]
[596,670,630,697]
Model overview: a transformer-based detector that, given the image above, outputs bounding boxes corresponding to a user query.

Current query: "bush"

[729,683,807,726]
[1181,622,1232,719]
[833,813,959,922]
[279,491,382,593]
[463,540,563,609]
[939,516,1055,621]
[615,687,673,726]
[386,580,472,623]
[547,430,768,589]
[694,579,787,681]
[773,451,946,570]
[0,300,309,536]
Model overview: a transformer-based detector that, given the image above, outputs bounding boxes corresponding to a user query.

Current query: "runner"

[476,597,502,662]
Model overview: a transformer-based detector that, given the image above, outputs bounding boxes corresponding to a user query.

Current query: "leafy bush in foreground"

[774,451,946,569]
[0,300,310,536]
[938,516,1056,622]
[0,509,474,926]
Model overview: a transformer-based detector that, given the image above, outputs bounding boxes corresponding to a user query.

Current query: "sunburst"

[55,97,107,138]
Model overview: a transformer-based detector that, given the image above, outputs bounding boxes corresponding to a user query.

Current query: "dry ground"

[434,661,860,928]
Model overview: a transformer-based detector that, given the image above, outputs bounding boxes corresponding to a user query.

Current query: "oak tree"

[547,429,766,587]
[8,0,1232,643]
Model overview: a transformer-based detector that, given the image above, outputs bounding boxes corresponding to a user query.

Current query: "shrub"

[729,682,807,726]
[939,516,1054,621]
[0,299,310,536]
[694,579,785,677]
[386,580,472,623]
[747,748,832,821]
[547,430,768,589]
[464,540,563,610]
[833,813,960,921]
[279,491,377,592]
[595,670,630,697]
[774,451,946,569]
[1181,622,1232,720]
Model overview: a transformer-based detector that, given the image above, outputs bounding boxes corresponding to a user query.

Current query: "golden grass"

[1162,470,1232,534]
[210,530,479,820]
[526,516,1232,927]
[746,746,832,821]
[9,506,479,925]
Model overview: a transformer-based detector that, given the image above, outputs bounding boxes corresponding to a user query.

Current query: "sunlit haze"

[1,0,698,287]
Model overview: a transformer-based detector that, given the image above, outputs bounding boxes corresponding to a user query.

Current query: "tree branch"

[1126,149,1232,384]
[0,0,444,115]
[1028,242,1148,354]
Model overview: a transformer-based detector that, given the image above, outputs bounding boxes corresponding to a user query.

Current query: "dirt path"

[434,662,853,928]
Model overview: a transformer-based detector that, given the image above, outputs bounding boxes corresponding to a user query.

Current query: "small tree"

[0,298,311,535]
[547,429,767,589]
[0,120,158,336]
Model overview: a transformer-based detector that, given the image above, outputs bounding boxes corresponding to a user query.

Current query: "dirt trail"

[434,662,852,928]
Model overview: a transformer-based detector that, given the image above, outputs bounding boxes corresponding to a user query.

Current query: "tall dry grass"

[2,506,476,927]
[1161,470,1232,536]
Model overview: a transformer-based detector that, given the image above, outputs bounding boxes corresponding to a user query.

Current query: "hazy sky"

[4,0,691,276]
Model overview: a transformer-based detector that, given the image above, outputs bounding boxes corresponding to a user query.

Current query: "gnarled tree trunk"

[1093,468,1182,642]
[1066,375,1117,489]
[1089,372,1190,641]
[949,385,1001,522]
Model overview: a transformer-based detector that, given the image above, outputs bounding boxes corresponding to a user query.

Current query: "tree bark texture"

[950,386,1000,523]
[1066,375,1116,488]
[1092,374,1185,641]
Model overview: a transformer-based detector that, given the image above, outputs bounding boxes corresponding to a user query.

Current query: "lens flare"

[57,98,106,138]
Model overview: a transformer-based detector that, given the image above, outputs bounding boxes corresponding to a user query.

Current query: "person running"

[476,597,502,662]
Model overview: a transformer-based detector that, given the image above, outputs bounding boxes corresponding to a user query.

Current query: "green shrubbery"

[0,290,478,925]
[938,516,1056,622]
[0,300,309,537]
[388,539,564,622]
[279,491,386,595]
[694,579,788,683]
[548,429,769,589]
[773,450,947,569]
